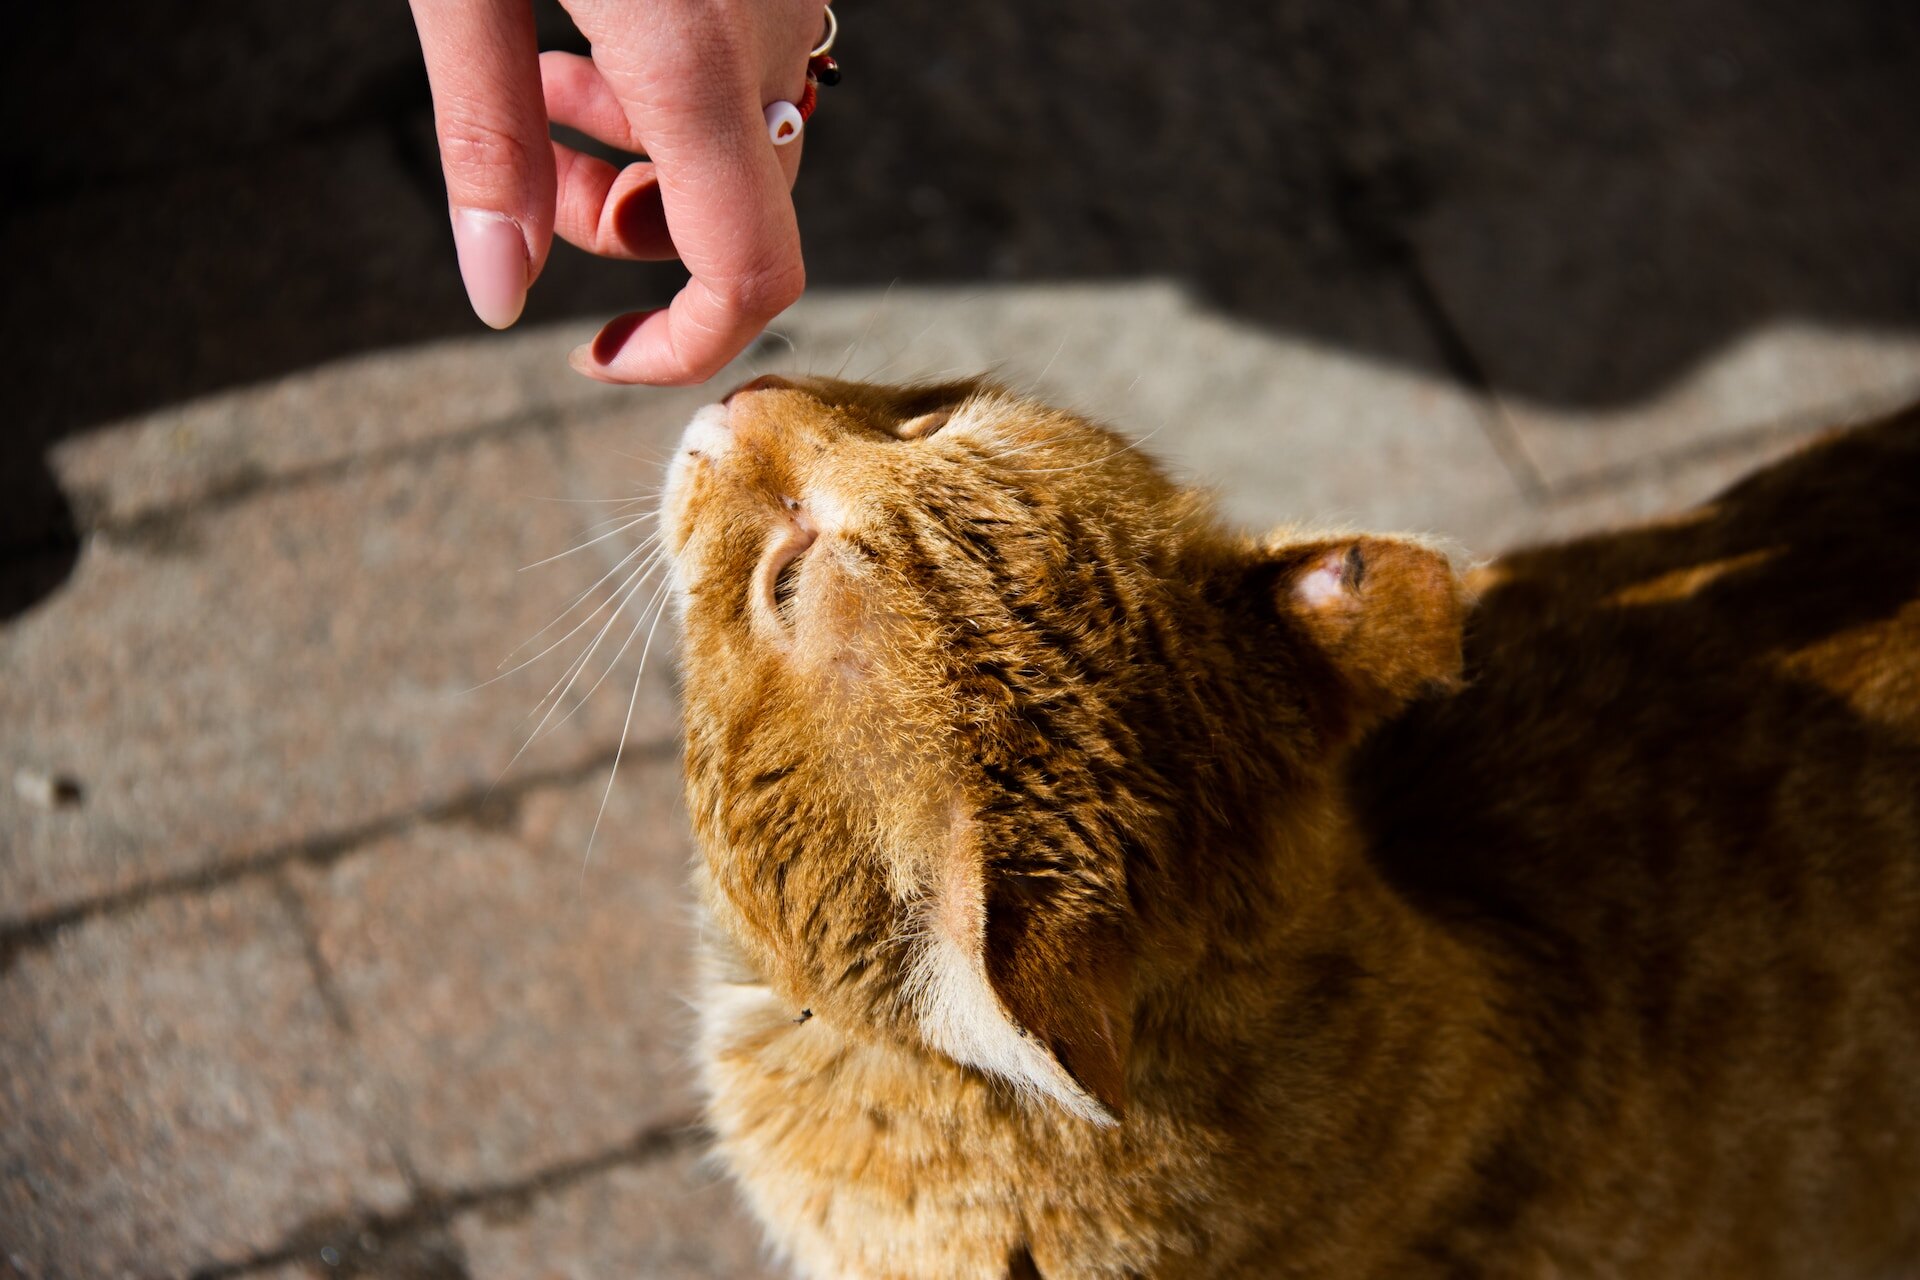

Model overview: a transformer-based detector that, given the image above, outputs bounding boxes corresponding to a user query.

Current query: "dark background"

[5,0,1919,614]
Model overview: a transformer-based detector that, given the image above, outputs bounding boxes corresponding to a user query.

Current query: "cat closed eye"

[772,556,802,617]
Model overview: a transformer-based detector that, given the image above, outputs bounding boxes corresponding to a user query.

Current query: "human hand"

[408,0,824,385]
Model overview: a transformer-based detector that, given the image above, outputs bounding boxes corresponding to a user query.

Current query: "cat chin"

[661,402,730,517]
[682,401,734,458]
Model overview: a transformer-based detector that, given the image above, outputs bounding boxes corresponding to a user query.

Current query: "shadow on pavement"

[4,0,1918,615]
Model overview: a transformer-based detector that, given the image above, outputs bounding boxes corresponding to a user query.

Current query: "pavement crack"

[188,1118,704,1280]
[1388,245,1551,506]
[268,871,357,1038]
[1316,140,1552,508]
[0,738,679,975]
[61,396,630,558]
[1543,384,1920,504]
[91,407,556,545]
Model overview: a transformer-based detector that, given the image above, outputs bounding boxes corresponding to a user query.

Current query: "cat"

[659,374,1920,1279]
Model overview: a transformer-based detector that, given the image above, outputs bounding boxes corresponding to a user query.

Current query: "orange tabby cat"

[660,376,1920,1279]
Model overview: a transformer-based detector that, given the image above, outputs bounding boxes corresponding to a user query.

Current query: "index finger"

[409,0,556,329]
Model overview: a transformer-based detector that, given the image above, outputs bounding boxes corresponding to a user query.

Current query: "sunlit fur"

[662,380,1920,1279]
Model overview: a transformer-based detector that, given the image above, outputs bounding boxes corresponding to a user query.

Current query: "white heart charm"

[764,101,805,146]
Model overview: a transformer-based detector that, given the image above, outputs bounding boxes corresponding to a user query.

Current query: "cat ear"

[1272,535,1470,745]
[983,889,1133,1121]
[910,830,1131,1126]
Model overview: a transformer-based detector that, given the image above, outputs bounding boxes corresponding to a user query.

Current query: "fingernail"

[590,311,651,363]
[451,209,530,330]
[567,311,656,382]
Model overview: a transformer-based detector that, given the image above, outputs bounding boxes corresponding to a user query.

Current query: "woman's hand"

[408,0,823,385]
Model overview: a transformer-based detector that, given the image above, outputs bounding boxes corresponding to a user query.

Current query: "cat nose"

[723,374,793,404]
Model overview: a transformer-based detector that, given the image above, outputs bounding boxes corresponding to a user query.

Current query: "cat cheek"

[785,581,883,684]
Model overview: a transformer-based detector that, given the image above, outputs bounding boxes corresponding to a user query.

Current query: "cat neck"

[1147,771,1490,1030]
[1114,783,1520,1245]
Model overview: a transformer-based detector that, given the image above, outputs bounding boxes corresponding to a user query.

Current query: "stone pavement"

[5,0,1920,1273]
[4,282,1918,1279]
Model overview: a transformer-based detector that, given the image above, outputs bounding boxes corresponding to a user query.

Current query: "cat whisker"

[981,436,1062,463]
[974,433,1086,468]
[567,493,663,526]
[524,493,660,505]
[497,533,662,666]
[536,482,663,518]
[858,292,989,385]
[573,506,659,538]
[519,516,652,572]
[508,564,657,744]
[580,574,678,878]
[606,449,672,468]
[493,553,663,787]
[1029,332,1071,390]
[536,570,675,741]
[754,328,798,365]
[835,279,897,380]
[477,541,665,689]
[999,423,1169,475]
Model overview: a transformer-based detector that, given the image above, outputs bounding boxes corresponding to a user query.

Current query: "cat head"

[662,375,1468,1124]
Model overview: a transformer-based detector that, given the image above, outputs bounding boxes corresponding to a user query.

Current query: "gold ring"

[810,5,838,58]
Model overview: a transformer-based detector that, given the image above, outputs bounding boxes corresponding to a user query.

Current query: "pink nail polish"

[451,209,530,330]
[590,311,652,365]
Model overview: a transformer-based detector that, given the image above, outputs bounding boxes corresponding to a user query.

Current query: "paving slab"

[286,759,703,1194]
[1394,0,1916,190]
[5,0,422,195]
[1477,418,1838,555]
[1413,55,1920,487]
[234,1148,772,1280]
[453,1146,780,1280]
[231,1237,461,1280]
[1479,321,1920,497]
[0,428,670,927]
[50,322,622,535]
[8,269,1913,1279]
[3,134,457,472]
[0,880,409,1279]
[789,0,1363,290]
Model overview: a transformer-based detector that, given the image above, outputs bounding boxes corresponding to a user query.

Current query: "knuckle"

[661,328,720,386]
[435,109,538,187]
[719,255,806,320]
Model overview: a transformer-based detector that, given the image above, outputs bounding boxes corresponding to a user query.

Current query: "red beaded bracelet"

[765,5,840,145]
